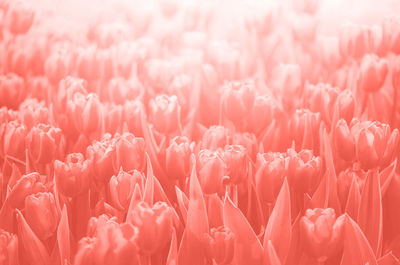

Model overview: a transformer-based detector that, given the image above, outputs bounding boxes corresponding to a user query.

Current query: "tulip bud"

[221,80,255,122]
[334,119,356,162]
[128,201,174,255]
[0,229,19,265]
[149,94,181,134]
[289,109,321,154]
[1,120,27,160]
[335,90,355,124]
[201,125,231,151]
[300,208,345,262]
[86,134,115,187]
[76,46,101,82]
[107,77,142,105]
[74,237,97,265]
[0,73,25,110]
[357,54,388,93]
[255,152,286,204]
[304,83,339,124]
[27,124,62,164]
[5,0,35,35]
[222,145,248,184]
[44,50,70,85]
[24,192,59,240]
[68,93,102,135]
[19,98,50,130]
[54,153,91,197]
[7,172,46,209]
[123,100,143,137]
[197,149,227,194]
[287,149,322,193]
[248,94,276,134]
[205,226,235,265]
[112,133,146,173]
[109,169,144,211]
[103,103,123,135]
[165,136,192,181]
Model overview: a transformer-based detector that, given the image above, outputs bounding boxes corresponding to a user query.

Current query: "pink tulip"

[4,0,35,35]
[0,73,25,110]
[165,136,193,181]
[205,226,235,265]
[0,229,19,265]
[26,124,62,164]
[149,94,181,134]
[197,149,227,195]
[109,169,144,211]
[357,54,388,93]
[112,133,146,173]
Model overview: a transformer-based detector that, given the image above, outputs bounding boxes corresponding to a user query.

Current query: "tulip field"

[1,0,400,264]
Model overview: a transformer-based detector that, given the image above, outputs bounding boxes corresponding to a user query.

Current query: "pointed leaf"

[224,195,263,265]
[358,170,382,256]
[16,209,50,265]
[166,228,178,265]
[378,252,400,265]
[265,240,282,265]
[345,176,361,221]
[57,205,70,265]
[143,153,154,206]
[341,214,377,265]
[380,159,397,196]
[264,178,291,264]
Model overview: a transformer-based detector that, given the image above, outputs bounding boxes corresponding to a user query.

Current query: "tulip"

[334,90,355,124]
[54,153,91,197]
[19,98,50,130]
[123,100,144,137]
[205,226,235,265]
[112,133,146,173]
[1,120,28,161]
[222,145,248,185]
[165,136,193,181]
[382,15,400,54]
[149,94,181,134]
[304,83,339,125]
[357,54,388,93]
[201,125,231,151]
[255,152,286,204]
[220,80,255,122]
[107,77,143,105]
[27,124,62,164]
[103,103,123,135]
[44,50,71,85]
[248,94,276,134]
[67,93,103,136]
[289,109,321,154]
[5,0,35,35]
[76,46,101,82]
[128,201,174,255]
[300,208,345,262]
[0,73,26,110]
[86,134,115,187]
[0,229,19,265]
[24,192,59,240]
[334,119,356,162]
[337,167,366,208]
[197,149,227,195]
[109,169,144,211]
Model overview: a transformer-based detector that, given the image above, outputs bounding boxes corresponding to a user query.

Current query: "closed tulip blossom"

[149,94,181,134]
[222,145,249,185]
[24,192,59,240]
[0,73,26,110]
[54,153,91,197]
[220,80,255,122]
[128,201,174,255]
[4,0,35,35]
[201,126,231,151]
[26,124,62,164]
[109,169,144,211]
[205,226,235,265]
[165,136,193,181]
[300,208,345,262]
[112,133,146,173]
[0,229,19,265]
[1,120,28,160]
[197,149,227,194]
[357,54,388,93]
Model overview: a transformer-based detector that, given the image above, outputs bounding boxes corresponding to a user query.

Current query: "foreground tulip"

[221,80,255,122]
[109,169,144,211]
[221,145,248,185]
[127,201,174,255]
[1,120,28,161]
[357,54,388,93]
[26,124,62,164]
[24,192,59,240]
[197,149,227,194]
[0,73,25,110]
[112,133,146,173]
[165,136,193,181]
[205,226,235,265]
[300,208,345,262]
[0,229,19,265]
[54,153,91,197]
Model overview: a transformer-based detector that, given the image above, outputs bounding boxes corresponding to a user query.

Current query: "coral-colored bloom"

[221,80,255,122]
[4,0,35,35]
[0,73,25,110]
[197,149,227,194]
[68,93,103,135]
[149,94,181,134]
[165,136,193,181]
[27,124,62,164]
[109,169,144,211]
[205,226,235,265]
[0,229,19,265]
[357,54,388,93]
[112,133,146,172]
[300,208,345,262]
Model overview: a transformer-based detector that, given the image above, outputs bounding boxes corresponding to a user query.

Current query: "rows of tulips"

[1,0,400,264]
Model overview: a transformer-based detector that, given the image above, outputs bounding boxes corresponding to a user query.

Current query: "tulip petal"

[166,228,178,265]
[345,176,361,221]
[380,159,397,196]
[265,240,282,265]
[264,178,291,264]
[224,195,263,265]
[175,186,188,225]
[358,170,383,256]
[16,209,50,265]
[57,205,70,265]
[341,214,377,265]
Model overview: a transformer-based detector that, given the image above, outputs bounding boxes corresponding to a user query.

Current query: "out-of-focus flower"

[255,152,286,204]
[54,153,91,197]
[123,100,143,137]
[289,109,321,153]
[4,0,35,35]
[382,15,400,54]
[0,73,25,110]
[149,94,181,134]
[304,83,339,124]
[27,124,62,164]
[300,208,345,262]
[221,80,255,122]
[165,136,193,182]
[337,166,366,208]
[68,93,103,136]
[197,149,227,194]
[357,54,388,93]
[86,134,115,188]
[248,94,276,134]
[221,145,248,185]
[0,229,19,265]
[201,125,230,151]
[334,89,355,124]
[103,103,123,135]
[335,119,399,169]
[106,77,143,105]
[19,98,50,129]
[128,201,174,255]
[292,0,319,14]
[75,46,101,82]
[112,133,146,173]
[273,64,302,111]
[109,169,144,211]
[24,192,59,240]
[44,49,71,85]
[205,226,235,265]
[1,120,28,160]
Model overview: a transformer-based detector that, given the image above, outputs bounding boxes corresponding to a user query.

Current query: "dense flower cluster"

[1,0,400,264]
